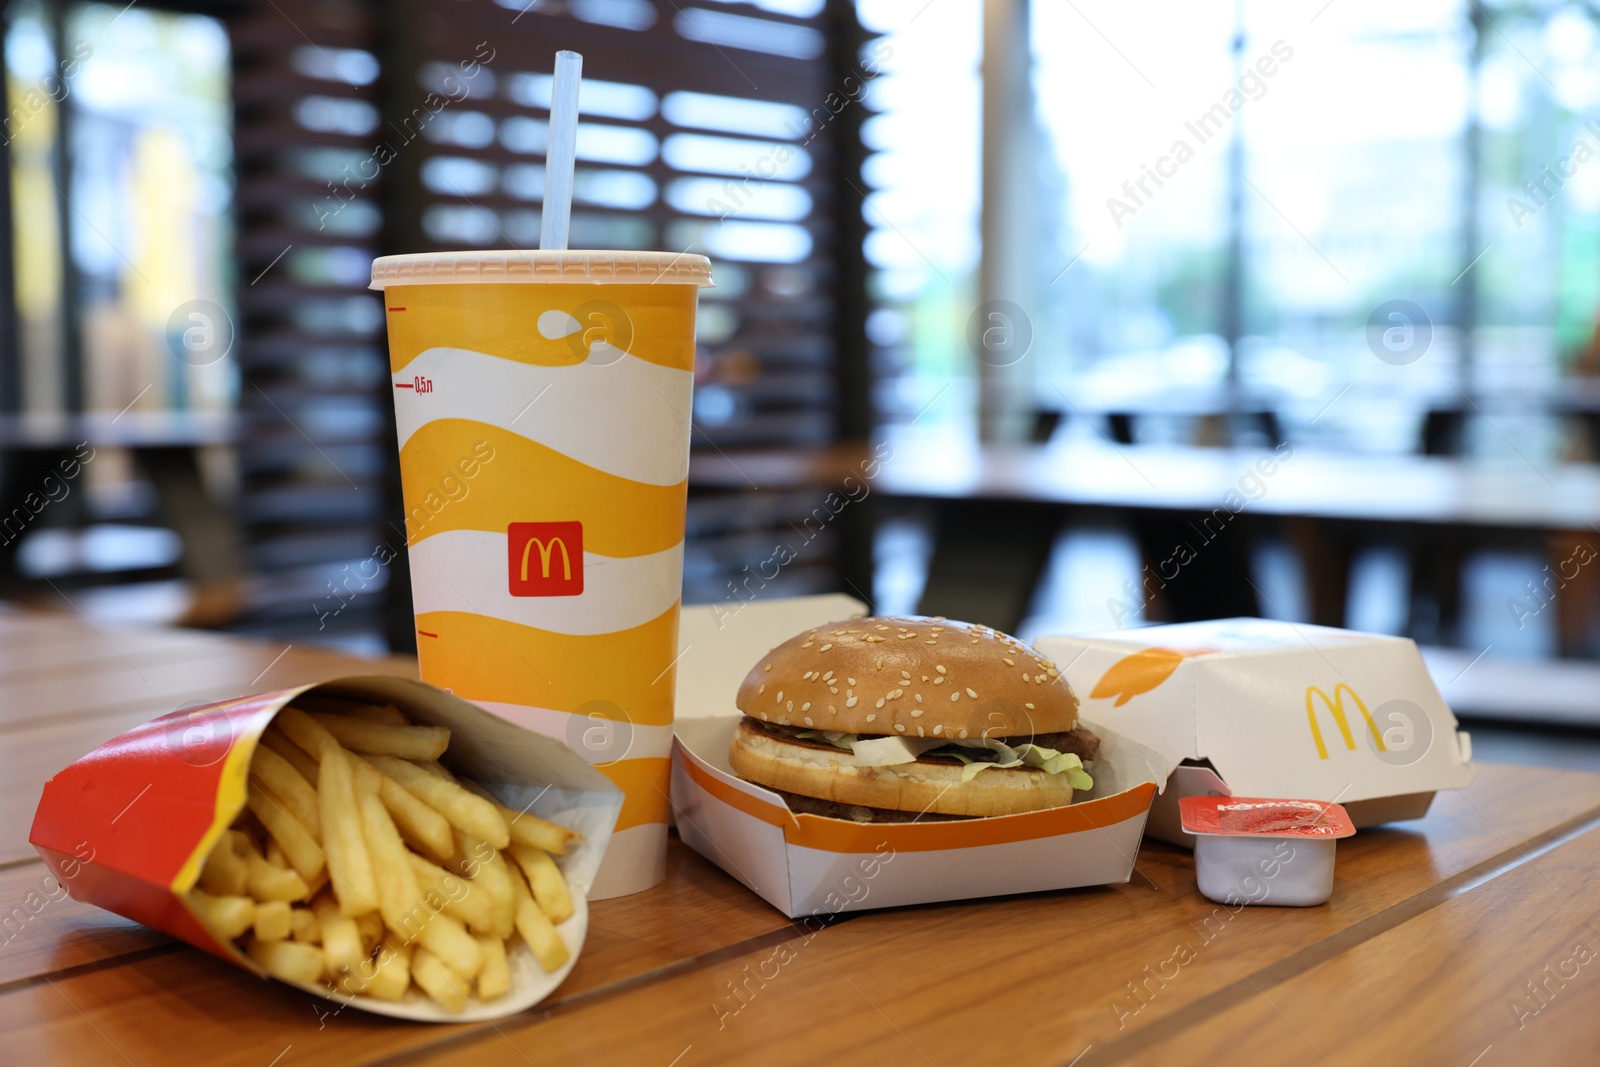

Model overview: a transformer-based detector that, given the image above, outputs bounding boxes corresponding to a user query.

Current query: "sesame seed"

[936,665,947,674]
[765,663,772,671]
[966,687,977,698]
[900,633,916,639]
[804,716,814,726]
[1025,703,1035,710]
[848,677,857,686]
[821,643,834,651]
[1048,668,1059,678]
[911,708,923,718]
[829,706,837,714]
[830,687,839,695]
[921,674,930,682]
[875,624,890,631]
[846,697,859,708]
[876,698,885,708]
[895,724,906,733]
[776,690,784,703]
[802,641,814,648]
[760,712,768,720]
[801,702,811,711]
[933,676,945,685]
[823,671,834,680]
[866,714,877,723]
[787,701,794,711]
[914,694,923,704]
[931,626,944,632]
[950,692,961,702]
[758,683,766,694]
[933,724,943,735]
[875,657,884,669]
[916,726,925,737]
[1021,674,1030,683]
[925,639,937,644]
[971,638,980,643]
[1003,657,1015,666]
[958,728,968,738]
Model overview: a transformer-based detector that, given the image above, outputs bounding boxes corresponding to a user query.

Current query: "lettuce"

[793,729,855,751]
[939,740,1093,790]
[792,728,1094,791]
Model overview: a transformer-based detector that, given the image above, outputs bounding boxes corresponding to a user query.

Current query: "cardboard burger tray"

[669,596,1165,919]
[1036,618,1478,848]
[28,675,623,1021]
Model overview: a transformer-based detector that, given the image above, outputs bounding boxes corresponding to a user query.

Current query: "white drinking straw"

[540,50,583,251]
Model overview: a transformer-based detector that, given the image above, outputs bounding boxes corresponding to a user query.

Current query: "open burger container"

[1035,618,1477,849]
[668,595,1167,919]
[28,675,623,1022]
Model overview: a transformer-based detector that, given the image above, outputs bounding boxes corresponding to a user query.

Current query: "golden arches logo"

[1305,683,1387,760]
[507,521,583,597]
[520,536,572,582]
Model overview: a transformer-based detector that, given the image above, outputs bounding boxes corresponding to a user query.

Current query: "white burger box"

[1035,618,1478,849]
[668,595,1167,919]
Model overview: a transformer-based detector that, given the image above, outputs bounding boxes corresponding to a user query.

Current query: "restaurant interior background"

[1,0,1598,768]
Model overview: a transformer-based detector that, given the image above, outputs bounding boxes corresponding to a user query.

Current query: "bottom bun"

[728,718,1080,818]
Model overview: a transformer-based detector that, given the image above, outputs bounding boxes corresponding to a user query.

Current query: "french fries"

[311,712,450,761]
[369,756,510,849]
[508,845,573,924]
[347,703,410,726]
[459,780,579,856]
[189,887,255,940]
[319,745,380,916]
[249,746,321,839]
[185,700,581,1013]
[249,936,326,985]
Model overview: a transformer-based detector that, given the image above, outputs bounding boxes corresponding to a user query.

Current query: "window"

[6,0,234,418]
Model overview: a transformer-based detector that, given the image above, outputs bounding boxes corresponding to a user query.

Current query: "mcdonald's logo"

[507,522,584,597]
[1304,683,1387,760]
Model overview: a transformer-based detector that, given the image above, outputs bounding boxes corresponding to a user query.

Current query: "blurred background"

[2,0,1599,762]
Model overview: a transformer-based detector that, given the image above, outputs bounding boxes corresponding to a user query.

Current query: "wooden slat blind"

[228,0,869,646]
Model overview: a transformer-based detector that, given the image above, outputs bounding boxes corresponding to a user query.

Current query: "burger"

[728,616,1100,822]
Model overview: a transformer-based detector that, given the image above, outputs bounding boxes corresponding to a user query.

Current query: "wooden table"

[5,607,1600,1065]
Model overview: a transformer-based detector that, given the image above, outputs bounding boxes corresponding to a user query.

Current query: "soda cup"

[370,250,712,897]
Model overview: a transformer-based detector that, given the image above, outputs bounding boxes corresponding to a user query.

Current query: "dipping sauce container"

[1178,796,1356,907]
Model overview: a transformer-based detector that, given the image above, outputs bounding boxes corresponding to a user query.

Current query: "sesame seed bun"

[727,718,1078,818]
[733,616,1078,740]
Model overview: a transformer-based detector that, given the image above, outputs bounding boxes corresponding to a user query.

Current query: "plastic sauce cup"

[370,250,713,899]
[1178,796,1356,907]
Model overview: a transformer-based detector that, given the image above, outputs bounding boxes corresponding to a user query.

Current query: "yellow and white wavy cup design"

[371,250,713,897]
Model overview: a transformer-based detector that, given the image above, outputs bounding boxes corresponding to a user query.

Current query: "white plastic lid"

[369,250,714,290]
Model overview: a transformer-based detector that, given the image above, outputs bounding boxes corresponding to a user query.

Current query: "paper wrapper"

[1036,618,1478,847]
[28,675,623,1022]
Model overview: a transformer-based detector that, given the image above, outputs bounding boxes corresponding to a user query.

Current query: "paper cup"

[28,675,623,1021]
[370,250,713,897]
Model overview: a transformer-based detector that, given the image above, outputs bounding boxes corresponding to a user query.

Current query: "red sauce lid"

[1179,795,1356,839]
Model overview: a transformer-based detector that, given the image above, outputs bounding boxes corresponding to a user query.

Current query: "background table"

[3,606,1599,1065]
[691,439,1600,721]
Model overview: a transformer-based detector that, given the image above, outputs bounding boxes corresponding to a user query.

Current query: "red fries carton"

[28,675,622,1021]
